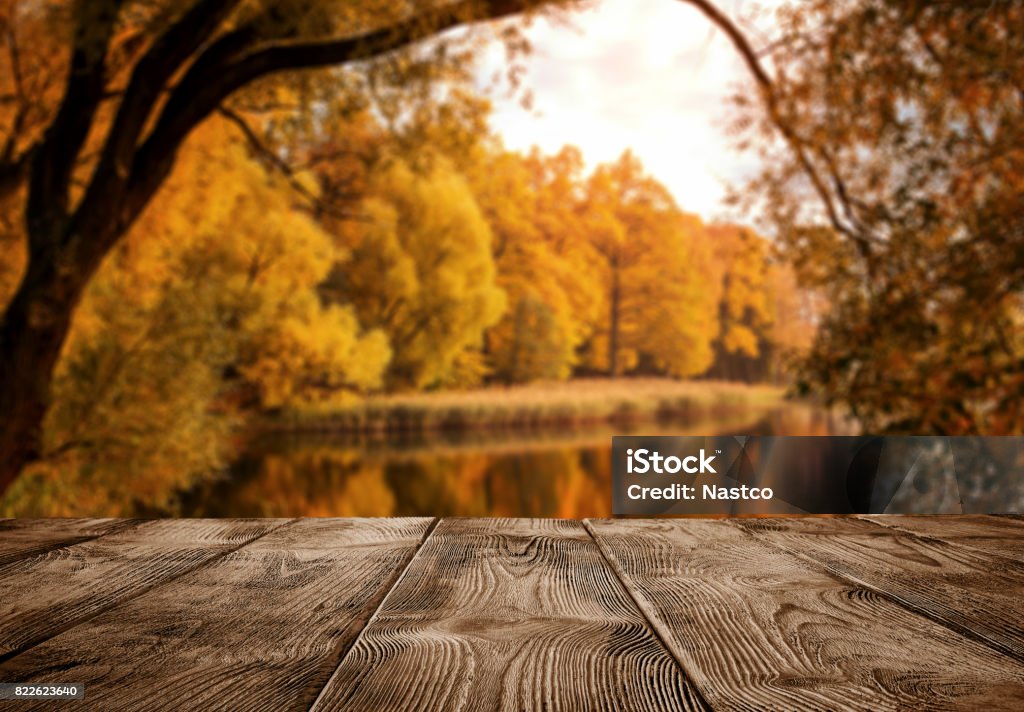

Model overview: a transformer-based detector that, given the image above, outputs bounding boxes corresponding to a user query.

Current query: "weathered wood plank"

[856,515,1024,561]
[735,517,1024,662]
[588,518,1024,711]
[0,518,140,567]
[0,518,284,660]
[311,518,708,711]
[0,517,432,712]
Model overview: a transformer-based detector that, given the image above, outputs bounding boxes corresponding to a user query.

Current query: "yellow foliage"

[241,298,390,408]
[471,150,587,382]
[708,224,773,359]
[332,157,505,389]
[125,118,390,409]
[2,117,389,515]
[704,224,818,381]
[580,151,721,377]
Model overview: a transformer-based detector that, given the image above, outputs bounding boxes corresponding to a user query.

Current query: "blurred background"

[0,0,1020,516]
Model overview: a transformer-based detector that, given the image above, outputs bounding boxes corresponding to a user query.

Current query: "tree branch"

[83,0,244,207]
[0,142,32,200]
[67,25,263,266]
[217,104,363,221]
[1,7,27,163]
[26,0,123,241]
[680,0,875,262]
[120,0,544,232]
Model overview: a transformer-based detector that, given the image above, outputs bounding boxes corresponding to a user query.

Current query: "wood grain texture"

[856,514,1024,560]
[0,518,283,660]
[310,518,708,712]
[735,517,1024,663]
[587,518,1024,712]
[0,517,432,712]
[0,516,1022,711]
[0,518,140,566]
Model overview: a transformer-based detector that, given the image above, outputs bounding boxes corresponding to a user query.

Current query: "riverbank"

[253,378,789,435]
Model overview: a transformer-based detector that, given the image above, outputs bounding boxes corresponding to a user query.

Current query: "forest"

[0,88,810,512]
[1,0,1021,515]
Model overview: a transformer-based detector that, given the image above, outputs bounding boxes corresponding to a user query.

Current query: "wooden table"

[0,516,1022,710]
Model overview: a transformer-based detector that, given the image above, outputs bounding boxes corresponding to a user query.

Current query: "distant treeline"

[0,88,813,513]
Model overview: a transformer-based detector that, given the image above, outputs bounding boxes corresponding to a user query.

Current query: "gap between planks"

[306,517,440,711]
[303,518,704,712]
[0,518,297,664]
[4,517,1021,711]
[729,517,1024,665]
[853,514,1024,564]
[0,518,143,568]
[2,518,437,712]
[581,517,710,705]
[588,518,1024,711]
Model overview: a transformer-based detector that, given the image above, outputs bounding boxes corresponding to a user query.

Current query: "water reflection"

[182,403,848,518]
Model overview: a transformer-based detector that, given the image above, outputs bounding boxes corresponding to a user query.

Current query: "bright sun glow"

[483,0,785,220]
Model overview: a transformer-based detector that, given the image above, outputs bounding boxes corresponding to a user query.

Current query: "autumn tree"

[708,224,770,367]
[762,262,819,381]
[471,147,598,382]
[580,151,719,378]
[730,0,1024,432]
[3,117,389,514]
[0,0,809,492]
[703,223,815,383]
[0,0,584,492]
[323,157,505,389]
[172,123,389,409]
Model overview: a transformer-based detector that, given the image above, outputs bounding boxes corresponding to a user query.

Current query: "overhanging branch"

[217,105,363,221]
[680,0,875,262]
[79,0,244,222]
[120,0,544,231]
[26,0,124,239]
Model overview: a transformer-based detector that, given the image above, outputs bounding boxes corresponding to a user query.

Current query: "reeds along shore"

[254,379,788,436]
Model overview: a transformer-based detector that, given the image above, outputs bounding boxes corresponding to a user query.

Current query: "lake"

[180,402,850,518]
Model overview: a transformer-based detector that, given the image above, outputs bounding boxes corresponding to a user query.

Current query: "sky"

[480,0,785,220]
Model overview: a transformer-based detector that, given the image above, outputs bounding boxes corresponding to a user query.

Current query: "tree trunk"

[0,0,581,497]
[0,250,84,494]
[608,256,620,377]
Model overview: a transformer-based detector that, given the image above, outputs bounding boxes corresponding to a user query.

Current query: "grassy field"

[257,378,788,435]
